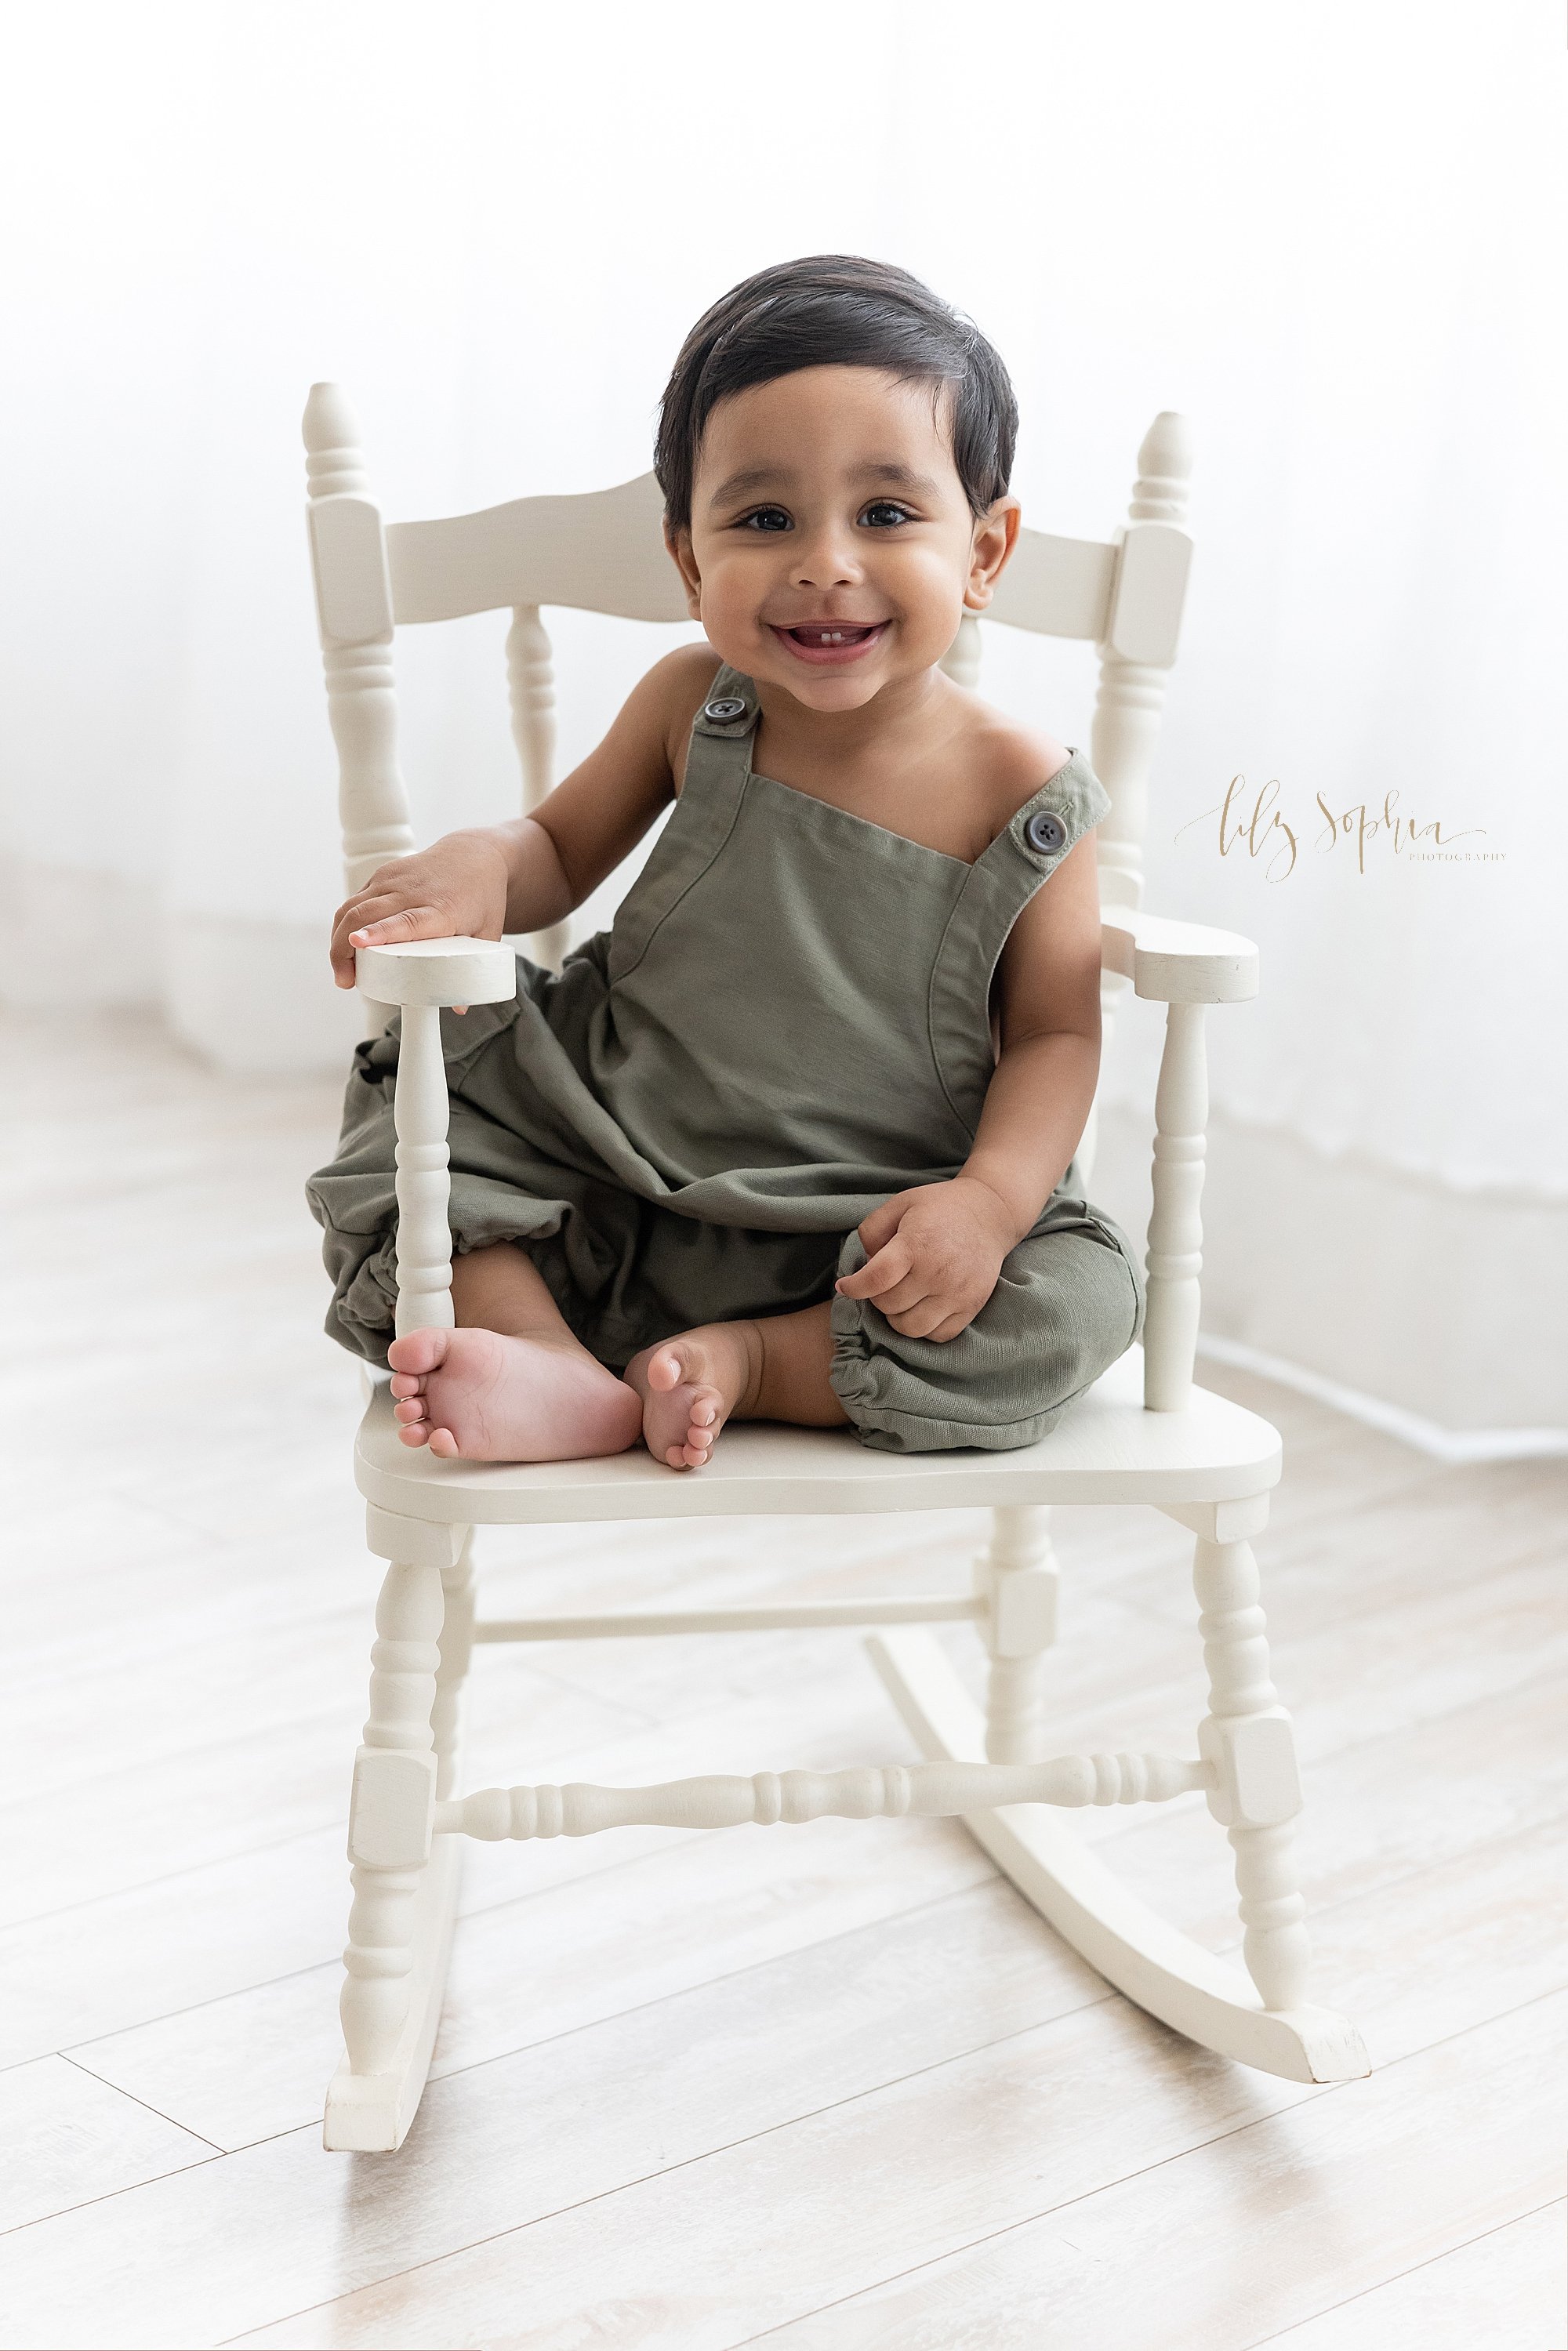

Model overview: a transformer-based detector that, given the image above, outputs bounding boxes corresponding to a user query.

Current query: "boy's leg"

[448,1240,579,1340]
[387,1239,643,1463]
[625,1304,846,1471]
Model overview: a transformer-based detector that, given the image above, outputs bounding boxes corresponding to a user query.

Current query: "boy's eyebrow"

[708,466,788,504]
[707,459,944,505]
[850,461,942,495]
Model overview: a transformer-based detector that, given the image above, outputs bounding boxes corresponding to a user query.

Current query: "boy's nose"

[791,531,862,589]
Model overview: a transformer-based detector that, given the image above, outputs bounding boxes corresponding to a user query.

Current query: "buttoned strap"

[681,661,760,783]
[927,746,1113,1133]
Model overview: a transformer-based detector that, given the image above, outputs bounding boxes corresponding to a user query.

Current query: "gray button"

[1025,808,1068,854]
[702,696,747,723]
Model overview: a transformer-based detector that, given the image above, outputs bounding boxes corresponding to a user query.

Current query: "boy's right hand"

[330,830,512,989]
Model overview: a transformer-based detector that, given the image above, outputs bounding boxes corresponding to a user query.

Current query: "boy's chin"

[771,666,890,711]
[743,644,920,711]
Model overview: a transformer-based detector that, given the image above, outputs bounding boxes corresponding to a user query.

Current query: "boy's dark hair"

[655,254,1018,532]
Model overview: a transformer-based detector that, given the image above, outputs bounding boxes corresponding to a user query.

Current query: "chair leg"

[340,1558,442,2079]
[1192,1533,1312,2012]
[869,1504,1370,2084]
[431,1531,477,1802]
[325,1541,467,2152]
[979,1506,1059,1764]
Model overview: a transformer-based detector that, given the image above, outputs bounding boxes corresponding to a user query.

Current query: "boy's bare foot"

[625,1321,762,1470]
[387,1326,643,1462]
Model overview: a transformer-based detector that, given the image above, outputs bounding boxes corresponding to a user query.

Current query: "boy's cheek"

[692,590,766,668]
[689,564,761,637]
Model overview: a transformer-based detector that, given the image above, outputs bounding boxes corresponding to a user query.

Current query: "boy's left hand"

[836,1177,1022,1341]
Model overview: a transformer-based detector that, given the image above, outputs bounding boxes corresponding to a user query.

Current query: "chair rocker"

[302,383,1371,2152]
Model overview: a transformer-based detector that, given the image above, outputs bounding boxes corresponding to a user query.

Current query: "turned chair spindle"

[505,603,571,970]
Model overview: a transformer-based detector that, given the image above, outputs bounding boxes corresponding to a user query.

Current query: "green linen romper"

[307,663,1146,1453]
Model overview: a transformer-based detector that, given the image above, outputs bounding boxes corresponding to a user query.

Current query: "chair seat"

[354,1343,1281,1528]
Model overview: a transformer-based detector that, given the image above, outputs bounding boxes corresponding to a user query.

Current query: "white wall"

[2,0,1563,1440]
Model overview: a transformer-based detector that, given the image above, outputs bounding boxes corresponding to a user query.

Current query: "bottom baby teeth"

[781,622,882,650]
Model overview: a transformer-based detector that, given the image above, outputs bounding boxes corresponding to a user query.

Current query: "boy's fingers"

[836,1235,916,1299]
[337,887,401,920]
[861,1271,931,1317]
[332,894,401,967]
[856,1195,909,1254]
[887,1299,949,1339]
[334,891,399,938]
[347,905,451,947]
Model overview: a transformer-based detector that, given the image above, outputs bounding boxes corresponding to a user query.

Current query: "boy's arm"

[836,830,1102,1342]
[329,645,721,987]
[961,827,1103,1228]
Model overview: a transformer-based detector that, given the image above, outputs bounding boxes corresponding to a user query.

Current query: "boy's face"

[668,365,1019,713]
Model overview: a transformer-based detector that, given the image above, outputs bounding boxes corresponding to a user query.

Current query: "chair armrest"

[1100,909,1258,1005]
[1094,912,1256,1410]
[353,938,515,1342]
[354,935,517,1007]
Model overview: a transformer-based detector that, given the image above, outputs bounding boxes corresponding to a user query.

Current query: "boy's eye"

[861,499,915,528]
[738,505,792,532]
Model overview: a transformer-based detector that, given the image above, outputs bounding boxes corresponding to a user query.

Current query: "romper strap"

[680,661,760,796]
[927,746,1113,1134]
[688,662,760,743]
[605,662,759,987]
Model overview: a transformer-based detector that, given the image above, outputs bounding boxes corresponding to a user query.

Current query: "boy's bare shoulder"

[633,642,725,785]
[958,700,1075,838]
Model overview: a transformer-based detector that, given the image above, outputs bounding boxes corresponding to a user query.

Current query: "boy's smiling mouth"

[770,619,890,666]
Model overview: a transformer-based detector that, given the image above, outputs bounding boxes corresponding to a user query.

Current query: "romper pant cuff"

[826,1214,1145,1457]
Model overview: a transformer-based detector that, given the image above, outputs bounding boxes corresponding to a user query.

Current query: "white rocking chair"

[302,383,1371,2153]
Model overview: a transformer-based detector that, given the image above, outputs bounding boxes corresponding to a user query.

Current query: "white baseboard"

[1193,1330,1568,1464]
[1090,1101,1568,1451]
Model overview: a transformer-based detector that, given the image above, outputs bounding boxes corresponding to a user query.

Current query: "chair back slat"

[988,531,1119,640]
[387,473,686,625]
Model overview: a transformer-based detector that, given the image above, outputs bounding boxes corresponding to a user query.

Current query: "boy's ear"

[963,494,1022,613]
[663,517,704,620]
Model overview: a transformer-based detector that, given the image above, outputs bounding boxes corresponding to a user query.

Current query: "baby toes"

[670,1401,720,1469]
[387,1328,450,1379]
[626,1343,734,1474]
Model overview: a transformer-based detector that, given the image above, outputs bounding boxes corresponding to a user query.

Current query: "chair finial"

[303,383,367,499]
[1131,412,1192,524]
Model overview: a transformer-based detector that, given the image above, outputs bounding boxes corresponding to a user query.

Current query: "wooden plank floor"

[1,1005,1564,2350]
